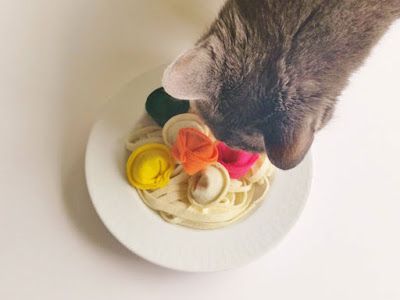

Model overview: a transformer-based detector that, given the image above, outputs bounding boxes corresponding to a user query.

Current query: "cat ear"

[162,47,214,101]
[262,113,314,170]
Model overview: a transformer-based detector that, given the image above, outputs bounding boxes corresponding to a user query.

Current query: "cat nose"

[209,127,236,147]
[209,128,224,141]
[228,144,241,150]
[223,139,240,149]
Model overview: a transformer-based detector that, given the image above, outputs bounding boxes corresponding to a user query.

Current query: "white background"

[1,1,399,299]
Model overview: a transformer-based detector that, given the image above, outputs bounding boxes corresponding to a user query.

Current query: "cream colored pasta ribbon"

[126,126,275,230]
[126,126,163,152]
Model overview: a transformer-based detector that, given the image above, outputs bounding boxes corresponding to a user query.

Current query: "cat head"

[162,46,334,170]
[162,1,336,170]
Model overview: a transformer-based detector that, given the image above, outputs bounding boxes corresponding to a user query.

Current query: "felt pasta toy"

[171,128,218,175]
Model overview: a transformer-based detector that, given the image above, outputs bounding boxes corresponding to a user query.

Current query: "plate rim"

[84,66,314,272]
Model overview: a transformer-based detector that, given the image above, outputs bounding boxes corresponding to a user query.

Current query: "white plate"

[85,65,313,272]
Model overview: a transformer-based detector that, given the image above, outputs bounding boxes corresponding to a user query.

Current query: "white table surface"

[1,1,399,299]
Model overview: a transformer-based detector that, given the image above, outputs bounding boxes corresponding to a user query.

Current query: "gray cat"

[162,0,400,170]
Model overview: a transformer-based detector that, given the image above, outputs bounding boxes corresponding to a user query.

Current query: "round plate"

[85,66,313,272]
